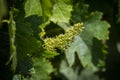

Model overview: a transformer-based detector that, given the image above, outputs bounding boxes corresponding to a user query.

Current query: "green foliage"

[0,0,111,80]
[59,59,99,80]
[13,58,54,80]
[50,0,73,23]
[66,36,97,71]
[85,11,110,40]
[24,0,42,17]
[65,2,110,74]
[31,58,54,80]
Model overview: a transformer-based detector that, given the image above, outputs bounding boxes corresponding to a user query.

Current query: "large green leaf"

[65,3,110,72]
[50,0,73,23]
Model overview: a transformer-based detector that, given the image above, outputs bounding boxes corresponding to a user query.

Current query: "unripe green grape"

[43,23,84,53]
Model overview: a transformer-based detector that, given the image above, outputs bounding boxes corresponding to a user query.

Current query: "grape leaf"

[65,3,110,71]
[71,2,89,23]
[65,46,75,67]
[79,69,99,80]
[13,58,54,80]
[14,2,55,77]
[15,22,42,62]
[40,0,53,21]
[24,0,53,21]
[85,11,110,40]
[29,58,54,80]
[11,10,42,74]
[50,0,73,23]
[24,0,42,17]
[66,36,97,71]
[60,60,99,80]
[60,59,78,80]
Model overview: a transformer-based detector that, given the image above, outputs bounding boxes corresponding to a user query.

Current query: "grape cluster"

[43,23,84,52]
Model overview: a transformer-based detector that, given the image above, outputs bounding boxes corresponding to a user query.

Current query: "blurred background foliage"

[85,0,120,80]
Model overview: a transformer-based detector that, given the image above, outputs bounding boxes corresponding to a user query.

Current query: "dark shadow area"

[106,18,120,80]
[44,22,65,37]
[0,23,13,80]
